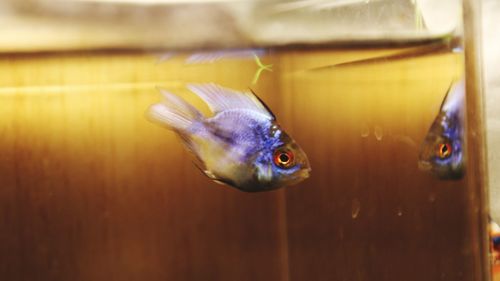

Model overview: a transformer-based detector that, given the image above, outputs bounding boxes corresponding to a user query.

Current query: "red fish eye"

[437,143,452,159]
[273,149,295,168]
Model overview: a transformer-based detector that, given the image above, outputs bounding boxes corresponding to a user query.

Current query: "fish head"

[252,126,311,191]
[418,112,464,180]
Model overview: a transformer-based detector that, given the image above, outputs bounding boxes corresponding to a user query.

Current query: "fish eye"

[437,142,452,159]
[273,149,295,169]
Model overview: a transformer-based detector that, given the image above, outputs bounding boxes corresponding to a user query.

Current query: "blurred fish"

[147,83,310,192]
[186,49,267,64]
[156,48,267,64]
[418,79,465,179]
[490,217,500,266]
[155,48,272,84]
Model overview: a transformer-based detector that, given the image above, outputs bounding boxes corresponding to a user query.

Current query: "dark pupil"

[441,145,448,154]
[279,153,289,163]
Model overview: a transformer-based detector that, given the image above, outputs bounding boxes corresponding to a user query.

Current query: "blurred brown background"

[0,45,477,281]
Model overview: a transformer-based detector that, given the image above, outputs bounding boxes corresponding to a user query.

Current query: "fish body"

[148,83,310,192]
[490,218,500,266]
[418,79,465,179]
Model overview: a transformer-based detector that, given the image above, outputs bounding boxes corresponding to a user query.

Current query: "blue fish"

[418,79,465,179]
[148,83,311,192]
[491,218,500,248]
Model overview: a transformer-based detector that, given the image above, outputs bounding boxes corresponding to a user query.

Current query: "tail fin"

[147,89,203,131]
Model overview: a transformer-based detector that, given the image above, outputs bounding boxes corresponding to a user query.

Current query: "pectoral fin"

[256,163,273,183]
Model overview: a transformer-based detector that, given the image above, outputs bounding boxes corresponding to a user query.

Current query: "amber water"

[0,42,483,281]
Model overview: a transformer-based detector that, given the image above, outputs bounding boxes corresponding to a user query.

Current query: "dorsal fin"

[186,83,275,120]
[440,79,465,112]
[249,88,276,120]
[439,82,454,110]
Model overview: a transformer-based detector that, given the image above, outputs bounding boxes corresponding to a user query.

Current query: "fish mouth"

[418,161,432,171]
[301,167,312,179]
[286,168,311,186]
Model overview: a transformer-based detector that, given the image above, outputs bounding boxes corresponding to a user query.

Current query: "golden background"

[0,47,473,281]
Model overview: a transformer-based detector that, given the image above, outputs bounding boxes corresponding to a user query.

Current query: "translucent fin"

[155,49,266,65]
[147,89,203,131]
[186,83,275,119]
[390,134,417,149]
[185,49,266,64]
[155,52,176,64]
[441,79,465,113]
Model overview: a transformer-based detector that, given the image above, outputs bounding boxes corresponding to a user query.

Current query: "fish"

[418,79,465,180]
[147,83,311,192]
[156,48,267,64]
[155,48,272,85]
[490,217,500,265]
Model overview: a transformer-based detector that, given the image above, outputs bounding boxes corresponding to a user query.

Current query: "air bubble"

[360,124,370,138]
[351,199,361,219]
[374,125,383,141]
